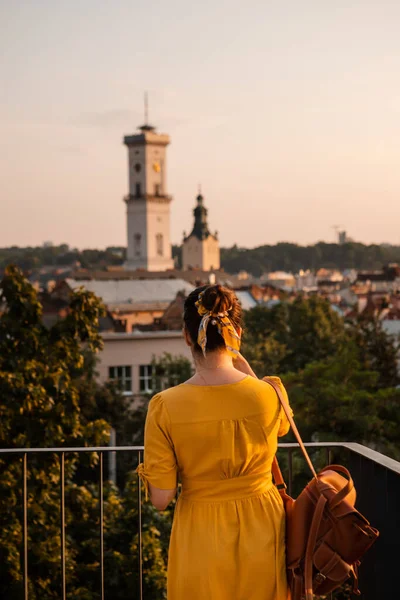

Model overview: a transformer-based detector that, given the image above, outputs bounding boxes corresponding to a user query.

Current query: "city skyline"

[1,0,400,249]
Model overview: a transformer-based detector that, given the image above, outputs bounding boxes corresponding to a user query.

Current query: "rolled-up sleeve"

[136,394,178,499]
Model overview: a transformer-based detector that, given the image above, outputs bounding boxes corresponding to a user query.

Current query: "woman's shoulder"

[247,375,285,392]
[261,375,285,389]
[148,384,188,410]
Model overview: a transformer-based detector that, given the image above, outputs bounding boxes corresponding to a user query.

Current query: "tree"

[0,265,111,598]
[242,295,400,463]
[0,266,169,599]
[347,314,400,389]
[152,352,193,393]
[242,297,347,376]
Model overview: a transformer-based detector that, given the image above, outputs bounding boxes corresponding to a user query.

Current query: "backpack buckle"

[314,572,327,584]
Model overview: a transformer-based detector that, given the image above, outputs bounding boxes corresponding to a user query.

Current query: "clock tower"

[123,119,174,271]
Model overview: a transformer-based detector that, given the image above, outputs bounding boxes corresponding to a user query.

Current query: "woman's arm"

[149,483,177,511]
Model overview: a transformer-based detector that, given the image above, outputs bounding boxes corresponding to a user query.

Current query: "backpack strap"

[264,377,318,480]
[319,465,354,508]
[271,455,286,490]
[304,494,327,600]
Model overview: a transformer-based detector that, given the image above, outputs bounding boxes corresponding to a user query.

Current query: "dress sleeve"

[136,394,178,500]
[268,376,294,437]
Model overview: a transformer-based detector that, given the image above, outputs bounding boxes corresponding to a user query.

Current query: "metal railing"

[0,442,399,599]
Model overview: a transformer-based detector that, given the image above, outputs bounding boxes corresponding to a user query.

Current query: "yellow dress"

[138,375,291,600]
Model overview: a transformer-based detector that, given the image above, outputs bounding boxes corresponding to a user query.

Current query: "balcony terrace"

[1,442,399,599]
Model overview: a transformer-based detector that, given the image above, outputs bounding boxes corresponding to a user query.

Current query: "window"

[135,183,141,197]
[156,233,163,256]
[154,183,160,196]
[134,233,141,256]
[109,366,132,394]
[139,365,154,394]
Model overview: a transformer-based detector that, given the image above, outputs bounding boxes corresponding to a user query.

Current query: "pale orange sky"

[1,0,400,249]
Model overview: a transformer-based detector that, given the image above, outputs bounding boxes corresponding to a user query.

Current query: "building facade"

[123,122,174,271]
[98,331,192,403]
[182,192,220,271]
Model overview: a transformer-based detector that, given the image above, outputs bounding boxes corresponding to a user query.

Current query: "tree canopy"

[0,266,169,599]
[242,297,400,460]
[221,241,400,276]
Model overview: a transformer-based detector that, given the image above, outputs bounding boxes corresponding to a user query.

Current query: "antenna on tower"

[144,91,149,126]
[332,224,344,244]
[139,92,155,132]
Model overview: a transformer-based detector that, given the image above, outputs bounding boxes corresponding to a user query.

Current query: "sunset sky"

[1,0,400,249]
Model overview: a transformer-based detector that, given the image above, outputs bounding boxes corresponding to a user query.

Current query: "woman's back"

[156,376,289,483]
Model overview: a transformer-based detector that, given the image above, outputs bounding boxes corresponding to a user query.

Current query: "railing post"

[22,453,28,600]
[138,450,143,600]
[60,452,66,600]
[99,452,104,600]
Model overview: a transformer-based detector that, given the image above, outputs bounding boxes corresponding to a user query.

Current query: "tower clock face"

[134,163,141,173]
[153,161,161,173]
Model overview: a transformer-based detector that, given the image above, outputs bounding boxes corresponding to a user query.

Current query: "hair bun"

[183,284,243,354]
[201,284,236,315]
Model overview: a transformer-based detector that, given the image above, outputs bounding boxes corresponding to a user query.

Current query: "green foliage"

[242,296,347,376]
[221,241,400,276]
[347,314,400,389]
[0,266,111,597]
[0,266,170,598]
[284,343,399,451]
[0,245,125,273]
[65,476,169,600]
[242,296,400,462]
[152,352,193,392]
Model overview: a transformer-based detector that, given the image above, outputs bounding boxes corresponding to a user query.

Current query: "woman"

[137,284,291,600]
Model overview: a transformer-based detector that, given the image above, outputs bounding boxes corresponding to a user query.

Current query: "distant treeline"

[1,242,399,276]
[0,245,126,272]
[220,242,400,276]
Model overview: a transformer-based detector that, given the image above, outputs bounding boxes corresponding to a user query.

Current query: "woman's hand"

[233,353,258,378]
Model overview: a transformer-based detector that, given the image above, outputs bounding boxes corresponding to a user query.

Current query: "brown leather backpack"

[264,377,379,600]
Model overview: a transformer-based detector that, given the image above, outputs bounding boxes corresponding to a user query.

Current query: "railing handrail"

[278,442,400,476]
[1,441,399,475]
[0,446,145,454]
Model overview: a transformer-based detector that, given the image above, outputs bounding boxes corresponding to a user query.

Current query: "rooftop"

[65,277,194,306]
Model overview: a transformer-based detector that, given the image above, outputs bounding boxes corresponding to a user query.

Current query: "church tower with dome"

[182,191,220,271]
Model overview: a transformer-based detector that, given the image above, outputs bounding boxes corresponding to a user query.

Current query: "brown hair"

[183,284,243,354]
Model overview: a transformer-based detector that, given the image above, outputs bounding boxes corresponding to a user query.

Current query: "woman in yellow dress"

[137,284,290,600]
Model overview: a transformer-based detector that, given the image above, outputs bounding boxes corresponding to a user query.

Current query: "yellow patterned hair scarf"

[195,290,241,358]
